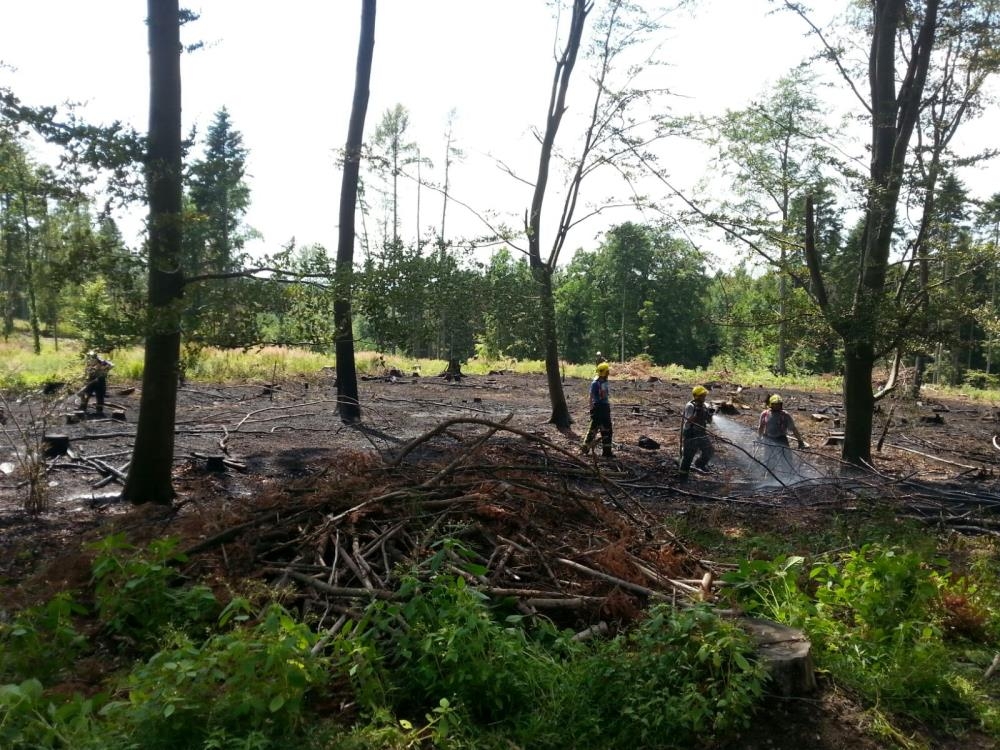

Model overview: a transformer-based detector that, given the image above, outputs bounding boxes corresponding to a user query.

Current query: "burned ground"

[2,365,999,749]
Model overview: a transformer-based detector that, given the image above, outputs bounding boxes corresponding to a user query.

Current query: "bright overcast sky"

[2,1,997,264]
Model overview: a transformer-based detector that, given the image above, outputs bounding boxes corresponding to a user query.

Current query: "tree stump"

[739,617,817,696]
[42,381,66,395]
[43,434,71,457]
[442,359,464,382]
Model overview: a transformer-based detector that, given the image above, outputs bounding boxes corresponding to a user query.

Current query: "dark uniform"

[80,352,113,413]
[582,364,613,457]
[680,390,714,475]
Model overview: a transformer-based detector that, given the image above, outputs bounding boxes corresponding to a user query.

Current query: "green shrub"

[89,534,219,647]
[365,573,559,724]
[721,555,815,625]
[724,544,983,727]
[107,604,328,750]
[0,593,88,683]
[0,679,105,750]
[542,605,765,749]
[808,545,968,720]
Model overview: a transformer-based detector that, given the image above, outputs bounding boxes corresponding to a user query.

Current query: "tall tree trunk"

[415,147,422,246]
[911,353,927,397]
[988,268,996,374]
[0,196,13,339]
[838,0,939,465]
[439,112,456,253]
[534,265,570,425]
[334,0,376,425]
[15,174,40,354]
[777,252,787,375]
[123,0,184,505]
[843,341,876,466]
[526,0,589,430]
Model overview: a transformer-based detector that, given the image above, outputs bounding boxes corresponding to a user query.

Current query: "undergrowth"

[1,534,767,750]
[3,528,998,749]
[721,539,1000,741]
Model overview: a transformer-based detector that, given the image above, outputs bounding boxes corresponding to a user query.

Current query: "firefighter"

[679,385,714,478]
[78,351,114,414]
[581,362,614,457]
[757,394,805,448]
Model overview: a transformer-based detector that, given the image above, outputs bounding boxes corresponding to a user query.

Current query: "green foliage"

[356,240,486,360]
[555,223,714,367]
[361,571,558,724]
[544,605,765,750]
[340,553,765,750]
[0,679,104,750]
[962,368,1000,390]
[73,278,142,354]
[0,593,88,683]
[308,700,464,750]
[723,544,985,725]
[106,605,327,750]
[721,555,815,625]
[88,534,219,646]
[0,334,79,390]
[477,248,545,360]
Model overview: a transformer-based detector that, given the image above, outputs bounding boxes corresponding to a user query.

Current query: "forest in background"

[2,102,999,389]
[1,0,999,478]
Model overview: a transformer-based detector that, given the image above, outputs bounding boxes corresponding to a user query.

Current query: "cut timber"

[823,431,845,447]
[739,617,817,696]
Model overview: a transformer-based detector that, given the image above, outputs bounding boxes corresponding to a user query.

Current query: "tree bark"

[526,0,590,430]
[842,341,876,466]
[334,0,376,425]
[838,0,939,465]
[123,0,184,505]
[534,264,571,427]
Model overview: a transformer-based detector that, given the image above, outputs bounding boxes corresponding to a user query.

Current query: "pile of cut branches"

[181,418,713,634]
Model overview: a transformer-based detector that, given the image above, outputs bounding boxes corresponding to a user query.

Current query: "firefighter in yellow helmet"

[581,361,614,457]
[678,385,714,478]
[758,394,805,449]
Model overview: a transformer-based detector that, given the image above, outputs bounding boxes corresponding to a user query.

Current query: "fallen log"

[886,443,978,471]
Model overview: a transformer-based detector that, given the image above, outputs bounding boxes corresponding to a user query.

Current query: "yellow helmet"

[768,394,783,406]
[596,362,610,376]
[692,385,708,398]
